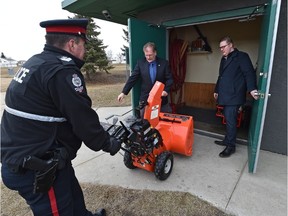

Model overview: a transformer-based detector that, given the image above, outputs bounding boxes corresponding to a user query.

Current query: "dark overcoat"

[214,49,257,105]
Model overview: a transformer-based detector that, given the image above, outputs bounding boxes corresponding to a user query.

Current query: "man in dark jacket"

[214,36,259,157]
[1,18,120,216]
[117,42,173,114]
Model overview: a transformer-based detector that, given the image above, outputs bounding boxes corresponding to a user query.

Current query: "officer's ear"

[69,39,75,48]
[65,39,76,53]
[60,38,74,55]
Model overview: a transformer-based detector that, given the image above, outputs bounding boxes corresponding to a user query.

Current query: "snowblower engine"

[107,115,174,181]
[124,119,162,156]
[108,118,163,157]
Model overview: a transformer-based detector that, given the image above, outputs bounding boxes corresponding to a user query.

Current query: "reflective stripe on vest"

[4,105,67,122]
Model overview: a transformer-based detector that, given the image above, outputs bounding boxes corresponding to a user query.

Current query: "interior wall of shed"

[169,17,262,109]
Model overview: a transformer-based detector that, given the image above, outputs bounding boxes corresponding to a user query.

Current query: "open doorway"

[168,16,263,141]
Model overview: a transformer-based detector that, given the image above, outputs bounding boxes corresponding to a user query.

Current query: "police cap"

[40,18,89,40]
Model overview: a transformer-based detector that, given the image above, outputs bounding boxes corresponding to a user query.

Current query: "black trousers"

[223,105,240,147]
[1,162,94,216]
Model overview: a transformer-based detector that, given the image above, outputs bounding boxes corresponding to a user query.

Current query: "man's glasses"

[219,43,230,49]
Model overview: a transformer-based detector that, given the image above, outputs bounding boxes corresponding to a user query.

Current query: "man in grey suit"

[118,42,173,113]
[214,36,259,158]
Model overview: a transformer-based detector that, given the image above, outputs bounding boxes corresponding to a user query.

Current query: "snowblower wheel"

[123,151,137,169]
[154,151,173,180]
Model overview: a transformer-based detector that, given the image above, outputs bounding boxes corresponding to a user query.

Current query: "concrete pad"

[227,150,287,216]
[94,106,132,123]
[72,144,105,167]
[171,135,248,211]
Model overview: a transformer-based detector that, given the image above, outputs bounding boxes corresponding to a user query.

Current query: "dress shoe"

[214,140,227,146]
[219,146,235,158]
[93,208,106,216]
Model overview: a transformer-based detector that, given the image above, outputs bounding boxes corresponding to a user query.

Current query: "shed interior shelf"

[187,51,212,55]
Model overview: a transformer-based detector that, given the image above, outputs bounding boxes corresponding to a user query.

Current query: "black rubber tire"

[154,151,173,180]
[123,151,137,169]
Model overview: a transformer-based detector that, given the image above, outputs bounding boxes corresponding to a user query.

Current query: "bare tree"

[116,53,124,63]
[106,50,113,61]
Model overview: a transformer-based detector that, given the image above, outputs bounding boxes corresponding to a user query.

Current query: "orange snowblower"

[107,81,194,180]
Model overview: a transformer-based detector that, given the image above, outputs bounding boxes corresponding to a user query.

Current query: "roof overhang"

[62,0,188,25]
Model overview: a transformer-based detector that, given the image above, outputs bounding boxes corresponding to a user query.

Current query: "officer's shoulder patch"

[71,73,84,93]
[72,74,82,87]
[59,56,72,62]
[57,56,75,66]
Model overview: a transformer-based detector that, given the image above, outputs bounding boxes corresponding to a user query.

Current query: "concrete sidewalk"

[73,106,287,216]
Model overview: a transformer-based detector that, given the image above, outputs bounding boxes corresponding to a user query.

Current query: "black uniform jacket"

[122,57,173,105]
[1,45,110,165]
[214,49,257,106]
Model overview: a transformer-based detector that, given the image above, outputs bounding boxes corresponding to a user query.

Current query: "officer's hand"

[103,137,121,156]
[214,93,218,99]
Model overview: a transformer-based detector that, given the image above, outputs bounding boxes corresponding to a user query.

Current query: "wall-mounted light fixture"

[102,10,112,20]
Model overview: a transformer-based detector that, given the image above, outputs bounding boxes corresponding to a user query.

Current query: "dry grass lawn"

[1,64,131,107]
[1,182,230,216]
[0,65,230,216]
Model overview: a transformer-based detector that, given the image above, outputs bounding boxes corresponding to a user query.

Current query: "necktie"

[149,62,156,83]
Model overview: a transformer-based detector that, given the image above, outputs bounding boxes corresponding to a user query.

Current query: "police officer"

[1,18,121,216]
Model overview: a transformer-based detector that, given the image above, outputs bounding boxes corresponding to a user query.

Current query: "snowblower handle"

[105,115,114,120]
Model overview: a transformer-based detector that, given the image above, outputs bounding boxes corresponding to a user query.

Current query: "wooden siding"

[183,82,216,109]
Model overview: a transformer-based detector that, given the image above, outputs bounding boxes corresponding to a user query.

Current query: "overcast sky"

[0,0,127,60]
